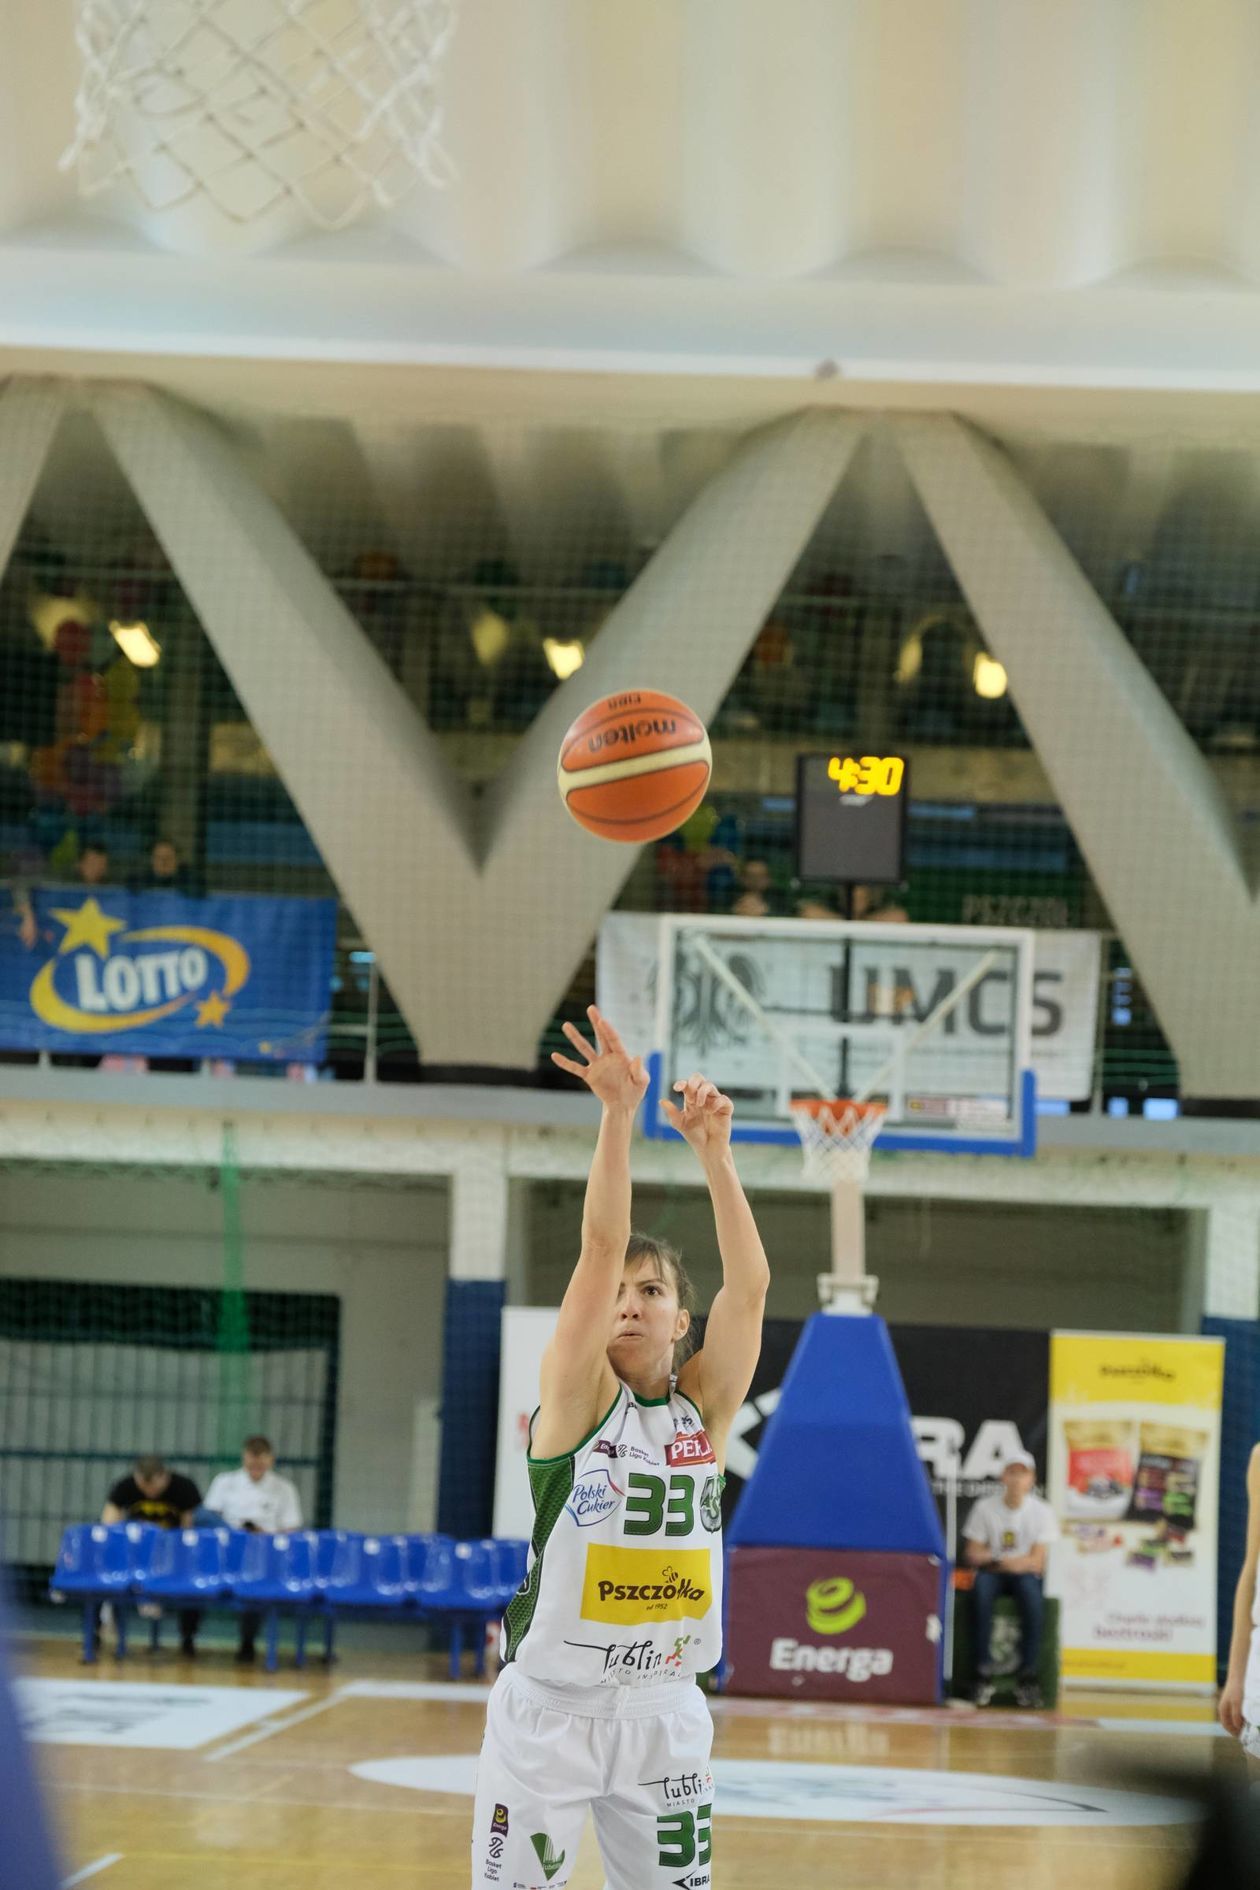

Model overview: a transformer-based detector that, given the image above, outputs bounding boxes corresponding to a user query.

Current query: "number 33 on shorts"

[657,1802,712,1875]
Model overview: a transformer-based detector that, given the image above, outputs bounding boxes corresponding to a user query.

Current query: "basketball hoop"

[790,1097,887,1188]
[61,0,459,232]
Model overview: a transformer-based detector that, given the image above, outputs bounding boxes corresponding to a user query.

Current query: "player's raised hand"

[551,1005,649,1112]
[662,1072,734,1162]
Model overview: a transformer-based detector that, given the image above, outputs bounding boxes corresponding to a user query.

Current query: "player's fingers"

[550,1052,588,1078]
[562,1020,596,1061]
[591,1005,625,1055]
[660,1098,683,1127]
[713,1092,734,1116]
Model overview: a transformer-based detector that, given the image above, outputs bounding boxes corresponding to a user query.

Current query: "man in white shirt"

[204,1436,304,1664]
[962,1450,1058,1709]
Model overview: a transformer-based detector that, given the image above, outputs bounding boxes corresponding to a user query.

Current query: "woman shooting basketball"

[472,1005,769,1890]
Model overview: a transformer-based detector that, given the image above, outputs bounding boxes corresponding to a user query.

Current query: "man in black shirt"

[101,1455,202,1657]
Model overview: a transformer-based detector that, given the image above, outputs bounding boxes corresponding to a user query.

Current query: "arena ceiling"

[4,2,1260,582]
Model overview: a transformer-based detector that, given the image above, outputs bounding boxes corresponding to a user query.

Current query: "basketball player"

[1219,1442,1260,1776]
[471,1006,769,1890]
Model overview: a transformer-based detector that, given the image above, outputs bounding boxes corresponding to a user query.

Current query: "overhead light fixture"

[972,653,1007,699]
[543,638,585,681]
[469,607,510,668]
[109,620,162,667]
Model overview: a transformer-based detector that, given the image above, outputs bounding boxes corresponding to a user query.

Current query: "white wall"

[0,1167,449,1532]
[526,1181,1193,1332]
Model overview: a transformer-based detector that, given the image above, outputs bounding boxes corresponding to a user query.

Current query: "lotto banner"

[1048,1332,1225,1690]
[0,888,337,1062]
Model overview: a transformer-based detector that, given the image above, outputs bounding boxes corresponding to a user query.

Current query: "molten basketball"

[557,689,712,843]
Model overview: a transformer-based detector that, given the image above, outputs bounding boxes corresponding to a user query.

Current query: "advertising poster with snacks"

[1047,1333,1224,1690]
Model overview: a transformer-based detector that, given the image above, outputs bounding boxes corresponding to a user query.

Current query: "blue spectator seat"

[230,1530,320,1673]
[50,1523,158,1664]
[325,1534,411,1610]
[419,1539,504,1680]
[135,1528,230,1605]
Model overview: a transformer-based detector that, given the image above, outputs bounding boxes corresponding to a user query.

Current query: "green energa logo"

[530,1832,566,1882]
[805,1574,867,1635]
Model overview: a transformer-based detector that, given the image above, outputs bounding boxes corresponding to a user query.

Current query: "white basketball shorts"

[471,1664,715,1890]
[1242,1624,1260,1763]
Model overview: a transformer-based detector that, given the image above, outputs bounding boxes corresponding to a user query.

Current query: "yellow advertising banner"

[1048,1333,1224,1691]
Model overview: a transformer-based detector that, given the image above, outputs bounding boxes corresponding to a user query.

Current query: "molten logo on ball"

[557,688,712,845]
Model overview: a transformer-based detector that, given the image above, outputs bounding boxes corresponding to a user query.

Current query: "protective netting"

[62,0,458,231]
[4,388,1260,1107]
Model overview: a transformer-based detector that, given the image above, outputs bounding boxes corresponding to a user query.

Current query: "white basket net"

[62,0,458,230]
[790,1099,887,1188]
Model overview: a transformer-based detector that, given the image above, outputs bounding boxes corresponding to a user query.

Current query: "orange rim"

[789,1098,886,1123]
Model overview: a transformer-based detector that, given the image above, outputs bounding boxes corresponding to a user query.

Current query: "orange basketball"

[557,689,712,843]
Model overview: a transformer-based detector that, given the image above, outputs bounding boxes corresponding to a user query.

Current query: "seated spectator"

[74,843,112,887]
[205,1436,303,1664]
[731,859,786,918]
[130,837,201,896]
[853,883,910,923]
[796,894,842,920]
[101,1454,202,1658]
[963,1451,1058,1708]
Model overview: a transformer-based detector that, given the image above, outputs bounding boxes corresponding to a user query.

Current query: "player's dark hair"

[625,1233,698,1368]
[134,1455,166,1481]
[242,1435,273,1456]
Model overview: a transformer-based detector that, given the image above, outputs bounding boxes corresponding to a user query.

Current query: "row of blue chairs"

[50,1524,529,1675]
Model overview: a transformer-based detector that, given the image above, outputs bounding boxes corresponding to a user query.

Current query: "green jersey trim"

[504,1386,622,1664]
[675,1388,704,1423]
[632,1390,672,1407]
[526,1388,622,1465]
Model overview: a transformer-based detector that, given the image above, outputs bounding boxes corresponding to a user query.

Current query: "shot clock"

[795,750,909,885]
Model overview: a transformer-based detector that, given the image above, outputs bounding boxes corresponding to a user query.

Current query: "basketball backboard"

[642,915,1037,1157]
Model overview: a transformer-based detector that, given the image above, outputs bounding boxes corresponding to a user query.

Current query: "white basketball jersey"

[503,1378,724,1689]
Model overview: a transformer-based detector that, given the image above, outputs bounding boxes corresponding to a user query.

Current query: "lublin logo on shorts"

[529,1832,565,1881]
[805,1575,867,1635]
[580,1546,712,1625]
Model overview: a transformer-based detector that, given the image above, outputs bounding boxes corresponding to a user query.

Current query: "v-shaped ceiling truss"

[3,376,1258,1092]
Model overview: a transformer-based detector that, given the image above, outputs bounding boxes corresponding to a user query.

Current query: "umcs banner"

[0,890,337,1062]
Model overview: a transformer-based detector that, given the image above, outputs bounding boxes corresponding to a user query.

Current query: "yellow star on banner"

[50,898,127,959]
[195,991,231,1029]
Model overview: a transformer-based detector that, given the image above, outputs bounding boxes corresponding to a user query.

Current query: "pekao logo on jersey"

[581,1547,713,1625]
[565,1467,622,1527]
[667,1427,715,1468]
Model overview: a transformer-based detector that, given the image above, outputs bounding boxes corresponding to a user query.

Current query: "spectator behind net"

[74,843,111,886]
[130,837,201,897]
[731,858,786,918]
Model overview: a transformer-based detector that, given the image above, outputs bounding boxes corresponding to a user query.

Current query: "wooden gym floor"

[15,1635,1241,1890]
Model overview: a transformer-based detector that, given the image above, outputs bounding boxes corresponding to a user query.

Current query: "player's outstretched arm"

[1219,1443,1260,1736]
[665,1075,770,1449]
[535,1007,648,1453]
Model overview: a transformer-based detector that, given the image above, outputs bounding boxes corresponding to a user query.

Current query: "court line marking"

[204,1691,345,1762]
[338,1680,492,1703]
[63,1857,123,1887]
